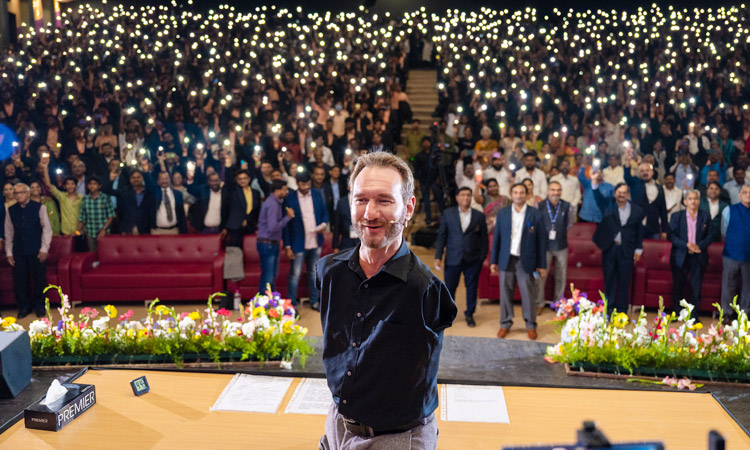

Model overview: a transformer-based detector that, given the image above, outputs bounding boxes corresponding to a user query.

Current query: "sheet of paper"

[284,378,331,415]
[210,374,293,414]
[441,384,510,423]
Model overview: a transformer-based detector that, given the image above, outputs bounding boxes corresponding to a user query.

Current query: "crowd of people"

[0,4,748,328]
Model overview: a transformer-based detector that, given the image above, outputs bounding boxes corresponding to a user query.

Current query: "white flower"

[28,320,49,336]
[5,323,24,332]
[179,317,196,331]
[92,317,110,332]
[82,329,96,339]
[125,321,144,330]
[257,315,271,331]
[225,322,242,336]
[242,321,256,337]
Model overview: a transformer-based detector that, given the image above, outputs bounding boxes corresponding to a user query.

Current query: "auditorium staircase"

[402,69,439,239]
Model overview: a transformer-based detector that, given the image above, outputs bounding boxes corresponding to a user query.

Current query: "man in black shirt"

[316,152,457,449]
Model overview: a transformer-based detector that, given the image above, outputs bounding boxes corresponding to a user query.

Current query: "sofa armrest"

[69,252,98,301]
[56,254,77,300]
[212,251,225,293]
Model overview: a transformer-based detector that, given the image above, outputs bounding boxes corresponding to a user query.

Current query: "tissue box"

[24,383,96,431]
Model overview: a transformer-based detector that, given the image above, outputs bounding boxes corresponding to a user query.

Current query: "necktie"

[163,189,173,222]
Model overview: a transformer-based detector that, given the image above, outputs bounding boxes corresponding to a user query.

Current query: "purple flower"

[57,320,64,331]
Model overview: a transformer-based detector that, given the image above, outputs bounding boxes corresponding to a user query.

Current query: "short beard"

[355,209,407,249]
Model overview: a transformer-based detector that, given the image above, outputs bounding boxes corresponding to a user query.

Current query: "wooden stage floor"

[1,369,748,449]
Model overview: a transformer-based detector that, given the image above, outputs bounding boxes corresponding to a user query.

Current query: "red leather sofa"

[0,235,74,306]
[69,235,224,302]
[227,233,334,300]
[632,240,724,312]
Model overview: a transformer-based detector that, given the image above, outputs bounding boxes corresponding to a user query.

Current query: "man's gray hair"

[13,183,30,192]
[685,189,700,200]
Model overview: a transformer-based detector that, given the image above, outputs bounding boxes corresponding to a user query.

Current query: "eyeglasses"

[13,191,28,195]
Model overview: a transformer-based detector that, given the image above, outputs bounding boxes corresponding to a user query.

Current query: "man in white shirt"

[602,154,625,186]
[490,183,548,340]
[724,166,746,204]
[151,171,187,235]
[663,173,684,221]
[483,153,512,198]
[549,159,581,219]
[455,158,484,211]
[514,152,548,201]
[189,173,223,233]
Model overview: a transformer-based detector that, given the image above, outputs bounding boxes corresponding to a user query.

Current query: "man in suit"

[668,189,712,320]
[624,162,668,239]
[434,187,489,327]
[332,192,358,253]
[490,183,547,340]
[719,184,750,322]
[104,169,155,235]
[536,181,575,314]
[150,171,187,234]
[591,172,646,315]
[283,171,329,310]
[4,183,53,318]
[699,181,728,243]
[188,173,224,233]
[220,169,261,248]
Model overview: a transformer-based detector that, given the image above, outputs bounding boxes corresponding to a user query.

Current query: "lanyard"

[546,199,560,226]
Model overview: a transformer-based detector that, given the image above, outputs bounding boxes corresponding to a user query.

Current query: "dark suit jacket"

[624,170,669,235]
[668,209,713,268]
[592,188,646,259]
[104,185,155,234]
[282,189,329,253]
[698,198,728,243]
[435,207,488,266]
[187,184,224,232]
[490,205,547,274]
[220,184,262,234]
[332,199,358,251]
[150,187,188,233]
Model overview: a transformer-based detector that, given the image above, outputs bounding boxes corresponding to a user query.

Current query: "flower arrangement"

[545,288,750,382]
[0,285,314,367]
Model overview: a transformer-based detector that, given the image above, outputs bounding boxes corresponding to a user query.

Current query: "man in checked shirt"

[316,152,457,449]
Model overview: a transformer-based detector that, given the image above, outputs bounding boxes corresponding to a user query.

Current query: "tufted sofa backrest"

[567,239,602,267]
[97,235,221,265]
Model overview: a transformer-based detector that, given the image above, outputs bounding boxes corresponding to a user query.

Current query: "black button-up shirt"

[315,241,457,430]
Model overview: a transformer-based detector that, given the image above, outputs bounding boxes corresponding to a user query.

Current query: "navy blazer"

[221,184,262,234]
[187,184,224,232]
[624,170,669,235]
[150,187,188,233]
[668,209,713,268]
[332,198,358,251]
[103,173,156,235]
[490,205,547,274]
[282,189,330,253]
[592,188,646,258]
[435,207,488,266]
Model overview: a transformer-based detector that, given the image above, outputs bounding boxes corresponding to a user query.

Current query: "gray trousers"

[319,402,438,450]
[721,257,750,318]
[500,255,537,330]
[537,248,569,307]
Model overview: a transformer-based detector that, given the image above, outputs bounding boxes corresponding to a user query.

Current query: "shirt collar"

[334,240,411,283]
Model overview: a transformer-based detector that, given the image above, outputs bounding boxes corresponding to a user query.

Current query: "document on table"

[440,384,510,423]
[284,378,331,415]
[210,374,293,413]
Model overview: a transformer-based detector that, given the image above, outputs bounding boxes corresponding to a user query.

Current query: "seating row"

[478,223,725,312]
[0,226,727,311]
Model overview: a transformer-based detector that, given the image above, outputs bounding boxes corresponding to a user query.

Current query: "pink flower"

[119,310,134,321]
[216,308,232,317]
[81,307,99,319]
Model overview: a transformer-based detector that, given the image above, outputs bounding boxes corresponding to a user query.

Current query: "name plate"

[24,383,96,431]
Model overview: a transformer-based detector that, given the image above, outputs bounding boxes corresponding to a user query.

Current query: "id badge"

[549,230,556,241]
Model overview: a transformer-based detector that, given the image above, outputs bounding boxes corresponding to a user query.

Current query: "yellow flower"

[188,312,201,321]
[282,321,293,334]
[691,322,703,330]
[155,305,169,315]
[1,317,16,327]
[613,313,629,328]
[252,306,265,319]
[137,329,148,338]
[104,305,117,318]
[126,329,136,338]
